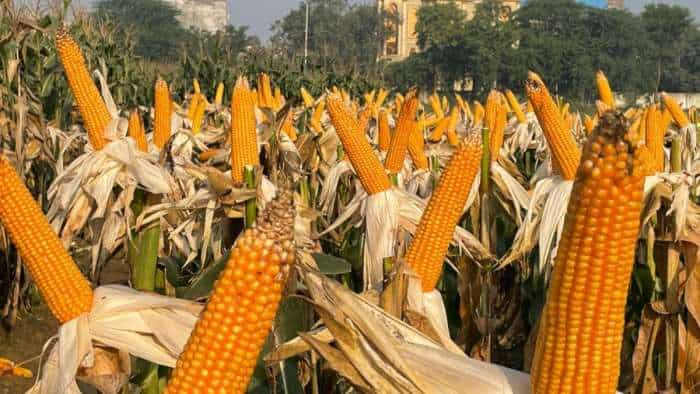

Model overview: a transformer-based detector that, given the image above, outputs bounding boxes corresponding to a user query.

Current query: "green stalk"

[480,127,490,195]
[430,154,440,189]
[129,190,161,393]
[389,173,399,187]
[244,165,257,229]
[300,176,311,207]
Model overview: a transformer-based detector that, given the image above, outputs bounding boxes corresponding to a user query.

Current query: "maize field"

[1,3,700,394]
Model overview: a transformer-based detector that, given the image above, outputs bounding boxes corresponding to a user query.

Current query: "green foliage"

[270,0,386,79]
[94,0,191,61]
[388,0,699,101]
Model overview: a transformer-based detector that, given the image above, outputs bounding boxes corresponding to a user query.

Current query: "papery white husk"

[28,285,202,394]
[364,190,400,291]
[406,169,433,198]
[490,161,530,225]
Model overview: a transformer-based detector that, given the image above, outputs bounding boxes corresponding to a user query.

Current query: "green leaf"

[311,253,352,275]
[181,252,230,300]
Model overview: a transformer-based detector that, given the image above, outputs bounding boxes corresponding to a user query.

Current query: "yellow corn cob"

[446,107,460,146]
[300,87,314,108]
[441,96,449,113]
[473,101,485,126]
[188,94,201,121]
[199,148,222,162]
[505,89,526,124]
[165,192,295,394]
[429,117,450,142]
[531,111,647,393]
[154,78,172,149]
[193,79,201,95]
[561,102,570,118]
[526,99,534,113]
[525,71,581,180]
[192,97,208,135]
[281,114,298,142]
[429,94,444,119]
[622,107,636,119]
[363,90,376,107]
[418,114,441,129]
[0,156,93,323]
[257,73,274,109]
[408,126,429,170]
[490,99,508,160]
[56,28,111,151]
[310,101,325,133]
[595,70,615,109]
[358,106,372,134]
[661,93,690,128]
[378,109,391,152]
[583,115,597,135]
[385,93,419,174]
[484,90,500,133]
[405,133,482,291]
[395,94,405,115]
[646,105,665,173]
[327,95,391,195]
[375,89,389,113]
[230,77,260,183]
[128,109,148,152]
[215,82,225,107]
[340,89,350,104]
[455,95,467,118]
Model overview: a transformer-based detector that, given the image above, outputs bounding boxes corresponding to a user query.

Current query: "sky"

[68,0,700,41]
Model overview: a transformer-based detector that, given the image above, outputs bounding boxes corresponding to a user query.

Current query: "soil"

[0,303,57,394]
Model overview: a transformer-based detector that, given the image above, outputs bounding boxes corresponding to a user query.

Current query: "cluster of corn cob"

[6,23,700,394]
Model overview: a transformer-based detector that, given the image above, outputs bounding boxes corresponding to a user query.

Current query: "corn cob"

[0,156,93,323]
[394,94,404,115]
[525,71,581,180]
[505,89,526,124]
[408,126,429,170]
[405,132,482,291]
[274,87,284,111]
[327,95,391,195]
[622,107,637,119]
[484,90,500,134]
[310,101,325,133]
[230,77,260,183]
[215,82,225,107]
[385,93,419,174]
[187,94,200,122]
[429,93,444,119]
[128,109,148,152]
[583,114,597,135]
[429,117,450,142]
[192,97,208,135]
[531,111,646,394]
[441,96,449,113]
[154,78,172,149]
[257,73,274,109]
[281,114,298,142]
[561,102,570,119]
[446,107,460,146]
[300,87,314,108]
[661,93,690,128]
[645,104,665,173]
[165,192,295,394]
[490,98,508,160]
[56,28,111,151]
[375,89,389,109]
[193,79,201,95]
[358,106,372,134]
[596,71,615,109]
[378,109,391,152]
[363,90,376,107]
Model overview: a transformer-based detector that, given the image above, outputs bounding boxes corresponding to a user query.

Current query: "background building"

[379,0,520,60]
[520,0,624,9]
[164,0,229,32]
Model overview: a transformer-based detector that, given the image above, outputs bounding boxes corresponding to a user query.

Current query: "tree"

[641,4,697,92]
[270,0,387,77]
[94,0,192,61]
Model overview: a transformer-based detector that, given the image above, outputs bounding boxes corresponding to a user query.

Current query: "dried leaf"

[632,306,661,393]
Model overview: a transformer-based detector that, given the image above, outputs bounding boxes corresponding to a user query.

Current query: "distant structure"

[379,1,520,61]
[607,0,624,9]
[164,0,229,32]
